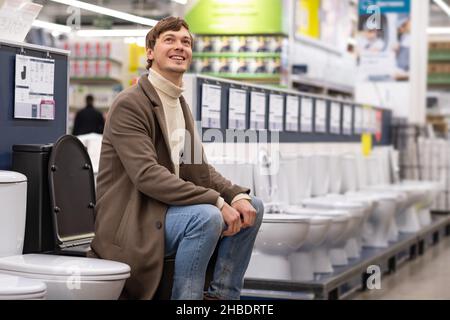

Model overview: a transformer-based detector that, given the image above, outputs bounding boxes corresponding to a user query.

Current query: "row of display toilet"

[243,150,441,282]
[210,149,442,283]
[0,135,131,300]
[0,134,442,299]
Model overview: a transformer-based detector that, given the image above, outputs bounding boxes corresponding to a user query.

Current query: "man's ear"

[147,48,154,61]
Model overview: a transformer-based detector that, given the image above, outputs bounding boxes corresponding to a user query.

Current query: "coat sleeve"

[107,98,220,207]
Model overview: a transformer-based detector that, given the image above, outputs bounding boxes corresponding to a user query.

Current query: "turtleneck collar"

[148,68,184,100]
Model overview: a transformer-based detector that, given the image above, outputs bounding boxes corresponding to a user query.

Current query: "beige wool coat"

[88,74,250,300]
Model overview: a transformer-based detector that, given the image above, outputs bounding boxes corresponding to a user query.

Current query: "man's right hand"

[221,203,242,237]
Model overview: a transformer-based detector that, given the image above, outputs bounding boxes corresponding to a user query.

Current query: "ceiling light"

[49,0,158,26]
[172,0,188,4]
[32,20,72,33]
[433,0,450,17]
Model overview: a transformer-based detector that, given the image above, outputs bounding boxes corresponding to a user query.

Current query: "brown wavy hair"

[145,16,193,70]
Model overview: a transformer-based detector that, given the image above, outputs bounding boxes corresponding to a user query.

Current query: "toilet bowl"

[284,207,335,281]
[302,198,366,265]
[364,184,423,233]
[401,180,442,227]
[345,192,398,247]
[0,136,132,300]
[245,214,311,281]
[0,273,47,300]
[0,255,130,300]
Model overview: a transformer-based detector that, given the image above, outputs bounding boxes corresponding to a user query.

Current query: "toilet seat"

[0,273,46,300]
[0,254,130,281]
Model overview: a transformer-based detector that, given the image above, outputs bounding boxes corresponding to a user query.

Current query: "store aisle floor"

[353,235,450,300]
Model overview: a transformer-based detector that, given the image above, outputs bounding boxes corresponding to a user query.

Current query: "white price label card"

[301,97,313,132]
[201,83,222,128]
[330,102,341,134]
[228,88,247,130]
[269,94,284,132]
[250,91,266,130]
[315,99,327,133]
[343,104,353,135]
[286,95,299,132]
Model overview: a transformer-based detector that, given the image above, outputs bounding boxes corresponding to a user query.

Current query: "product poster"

[14,54,55,120]
[300,96,313,132]
[296,0,321,39]
[201,83,222,128]
[250,91,267,130]
[228,88,247,130]
[268,94,284,132]
[357,0,411,82]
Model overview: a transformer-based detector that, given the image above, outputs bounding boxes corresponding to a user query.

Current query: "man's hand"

[221,203,242,237]
[232,199,257,229]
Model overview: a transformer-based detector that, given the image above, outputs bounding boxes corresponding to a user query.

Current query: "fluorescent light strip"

[32,20,72,33]
[172,0,188,4]
[433,0,450,17]
[49,0,158,26]
[428,27,450,35]
[76,29,149,37]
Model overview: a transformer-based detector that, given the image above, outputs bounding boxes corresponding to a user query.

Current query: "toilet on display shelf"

[0,136,130,300]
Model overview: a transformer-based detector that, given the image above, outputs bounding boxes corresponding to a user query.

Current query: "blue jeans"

[164,196,264,300]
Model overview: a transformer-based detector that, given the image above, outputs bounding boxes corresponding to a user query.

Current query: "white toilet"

[302,198,366,265]
[0,136,131,300]
[0,273,47,300]
[245,214,311,281]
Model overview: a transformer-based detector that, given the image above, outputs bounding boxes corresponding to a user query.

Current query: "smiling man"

[89,17,264,300]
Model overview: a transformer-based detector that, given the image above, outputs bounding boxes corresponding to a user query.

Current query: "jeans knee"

[195,204,224,239]
[251,196,264,228]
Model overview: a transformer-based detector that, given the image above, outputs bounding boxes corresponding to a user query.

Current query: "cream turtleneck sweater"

[148,69,250,209]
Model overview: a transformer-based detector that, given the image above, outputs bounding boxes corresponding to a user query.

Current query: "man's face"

[147,27,193,75]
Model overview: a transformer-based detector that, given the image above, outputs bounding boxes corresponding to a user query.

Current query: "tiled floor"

[353,236,450,300]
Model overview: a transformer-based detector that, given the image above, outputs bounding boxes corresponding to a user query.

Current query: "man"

[89,16,264,300]
[72,95,105,136]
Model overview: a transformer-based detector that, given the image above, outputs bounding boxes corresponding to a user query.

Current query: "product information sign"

[14,54,55,120]
[201,83,222,128]
[343,104,353,135]
[315,99,327,133]
[300,96,313,132]
[250,91,266,130]
[228,88,247,130]
[285,95,299,132]
[269,94,284,132]
[330,101,341,134]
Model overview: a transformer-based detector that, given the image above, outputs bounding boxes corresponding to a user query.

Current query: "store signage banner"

[185,0,282,35]
[356,0,411,82]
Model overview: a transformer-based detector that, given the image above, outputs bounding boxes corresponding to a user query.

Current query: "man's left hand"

[232,199,257,229]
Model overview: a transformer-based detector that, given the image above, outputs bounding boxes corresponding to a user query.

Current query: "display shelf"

[202,73,280,83]
[70,77,123,85]
[428,74,450,86]
[70,57,123,65]
[291,74,354,96]
[193,52,281,59]
[243,215,450,300]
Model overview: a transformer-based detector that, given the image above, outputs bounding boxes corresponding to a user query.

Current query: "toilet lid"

[48,135,96,244]
[0,254,130,280]
[0,171,27,184]
[263,214,310,223]
[0,273,46,296]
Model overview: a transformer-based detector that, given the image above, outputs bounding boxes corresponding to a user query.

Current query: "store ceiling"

[34,0,179,27]
[33,0,450,29]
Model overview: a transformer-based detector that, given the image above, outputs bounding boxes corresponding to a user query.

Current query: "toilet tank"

[0,171,27,257]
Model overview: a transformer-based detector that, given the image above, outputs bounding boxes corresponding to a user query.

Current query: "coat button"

[155,221,163,230]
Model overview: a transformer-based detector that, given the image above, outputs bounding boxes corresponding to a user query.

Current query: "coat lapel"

[138,74,175,173]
